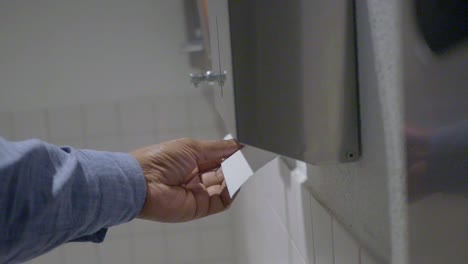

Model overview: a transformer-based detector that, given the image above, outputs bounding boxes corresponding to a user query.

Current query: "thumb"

[195,139,241,164]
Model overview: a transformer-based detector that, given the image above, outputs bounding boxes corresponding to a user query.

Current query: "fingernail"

[233,139,244,148]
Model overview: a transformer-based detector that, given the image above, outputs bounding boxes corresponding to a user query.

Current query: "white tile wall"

[83,102,119,137]
[287,169,315,264]
[85,135,122,152]
[232,157,383,264]
[360,248,380,264]
[290,242,307,264]
[197,209,232,229]
[133,235,167,264]
[119,98,156,135]
[0,111,14,140]
[49,137,85,149]
[98,238,134,264]
[105,223,132,240]
[166,230,200,263]
[200,227,233,260]
[2,1,235,263]
[131,219,164,235]
[122,133,157,152]
[333,219,360,264]
[155,131,191,144]
[4,90,384,264]
[47,105,83,141]
[27,248,63,264]
[11,92,235,264]
[310,189,333,264]
[154,95,190,132]
[187,93,220,129]
[12,110,48,141]
[63,243,99,264]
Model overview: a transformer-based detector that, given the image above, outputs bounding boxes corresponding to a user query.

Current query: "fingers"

[207,181,234,213]
[201,169,224,188]
[189,179,235,217]
[197,159,223,173]
[190,183,210,219]
[195,139,240,165]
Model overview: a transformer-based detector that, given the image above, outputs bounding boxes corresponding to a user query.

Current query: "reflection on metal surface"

[207,0,360,164]
[189,70,227,88]
[404,0,468,262]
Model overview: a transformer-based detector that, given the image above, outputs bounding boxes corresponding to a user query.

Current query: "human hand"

[405,126,432,202]
[131,138,241,222]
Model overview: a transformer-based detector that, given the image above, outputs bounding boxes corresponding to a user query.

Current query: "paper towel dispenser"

[192,0,360,164]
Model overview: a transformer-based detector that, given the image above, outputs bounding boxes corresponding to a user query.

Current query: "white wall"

[0,0,407,264]
[0,93,233,264]
[0,1,236,264]
[0,0,194,112]
[231,0,406,263]
[232,158,381,264]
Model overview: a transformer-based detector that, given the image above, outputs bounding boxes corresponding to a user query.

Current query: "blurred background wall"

[0,1,234,264]
[0,1,389,264]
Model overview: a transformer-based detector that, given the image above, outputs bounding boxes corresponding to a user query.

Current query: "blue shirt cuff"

[70,150,147,242]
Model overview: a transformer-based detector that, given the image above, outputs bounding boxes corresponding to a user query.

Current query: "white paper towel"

[222,134,277,197]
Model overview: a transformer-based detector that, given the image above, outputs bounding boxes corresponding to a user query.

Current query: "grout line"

[114,101,124,152]
[58,247,66,264]
[79,104,87,149]
[161,224,171,264]
[8,111,16,141]
[310,193,317,264]
[151,97,159,142]
[94,241,102,264]
[44,108,51,142]
[358,246,362,264]
[331,216,335,264]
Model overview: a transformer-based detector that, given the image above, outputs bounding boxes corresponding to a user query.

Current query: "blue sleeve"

[0,138,147,263]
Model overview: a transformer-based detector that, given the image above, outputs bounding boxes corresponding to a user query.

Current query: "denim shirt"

[0,138,146,263]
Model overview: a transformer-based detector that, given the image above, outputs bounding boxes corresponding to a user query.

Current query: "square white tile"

[121,134,156,152]
[62,243,98,264]
[235,187,289,264]
[200,227,233,260]
[163,221,199,233]
[12,110,48,141]
[47,137,85,149]
[204,260,235,264]
[83,102,119,137]
[290,242,307,264]
[85,136,122,152]
[187,94,220,129]
[154,131,190,144]
[47,105,83,140]
[287,169,315,264]
[133,235,167,264]
[360,248,380,264]
[99,238,134,264]
[0,111,14,140]
[332,219,359,264]
[191,126,224,141]
[197,210,232,229]
[153,95,190,132]
[106,223,132,240]
[25,248,63,264]
[166,230,200,263]
[258,205,290,264]
[262,158,289,227]
[119,98,156,135]
[310,195,333,264]
[131,219,163,235]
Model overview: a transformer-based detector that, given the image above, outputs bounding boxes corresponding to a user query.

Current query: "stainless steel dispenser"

[192,0,360,164]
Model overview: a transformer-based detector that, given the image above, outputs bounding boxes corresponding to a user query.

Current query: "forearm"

[0,138,146,263]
